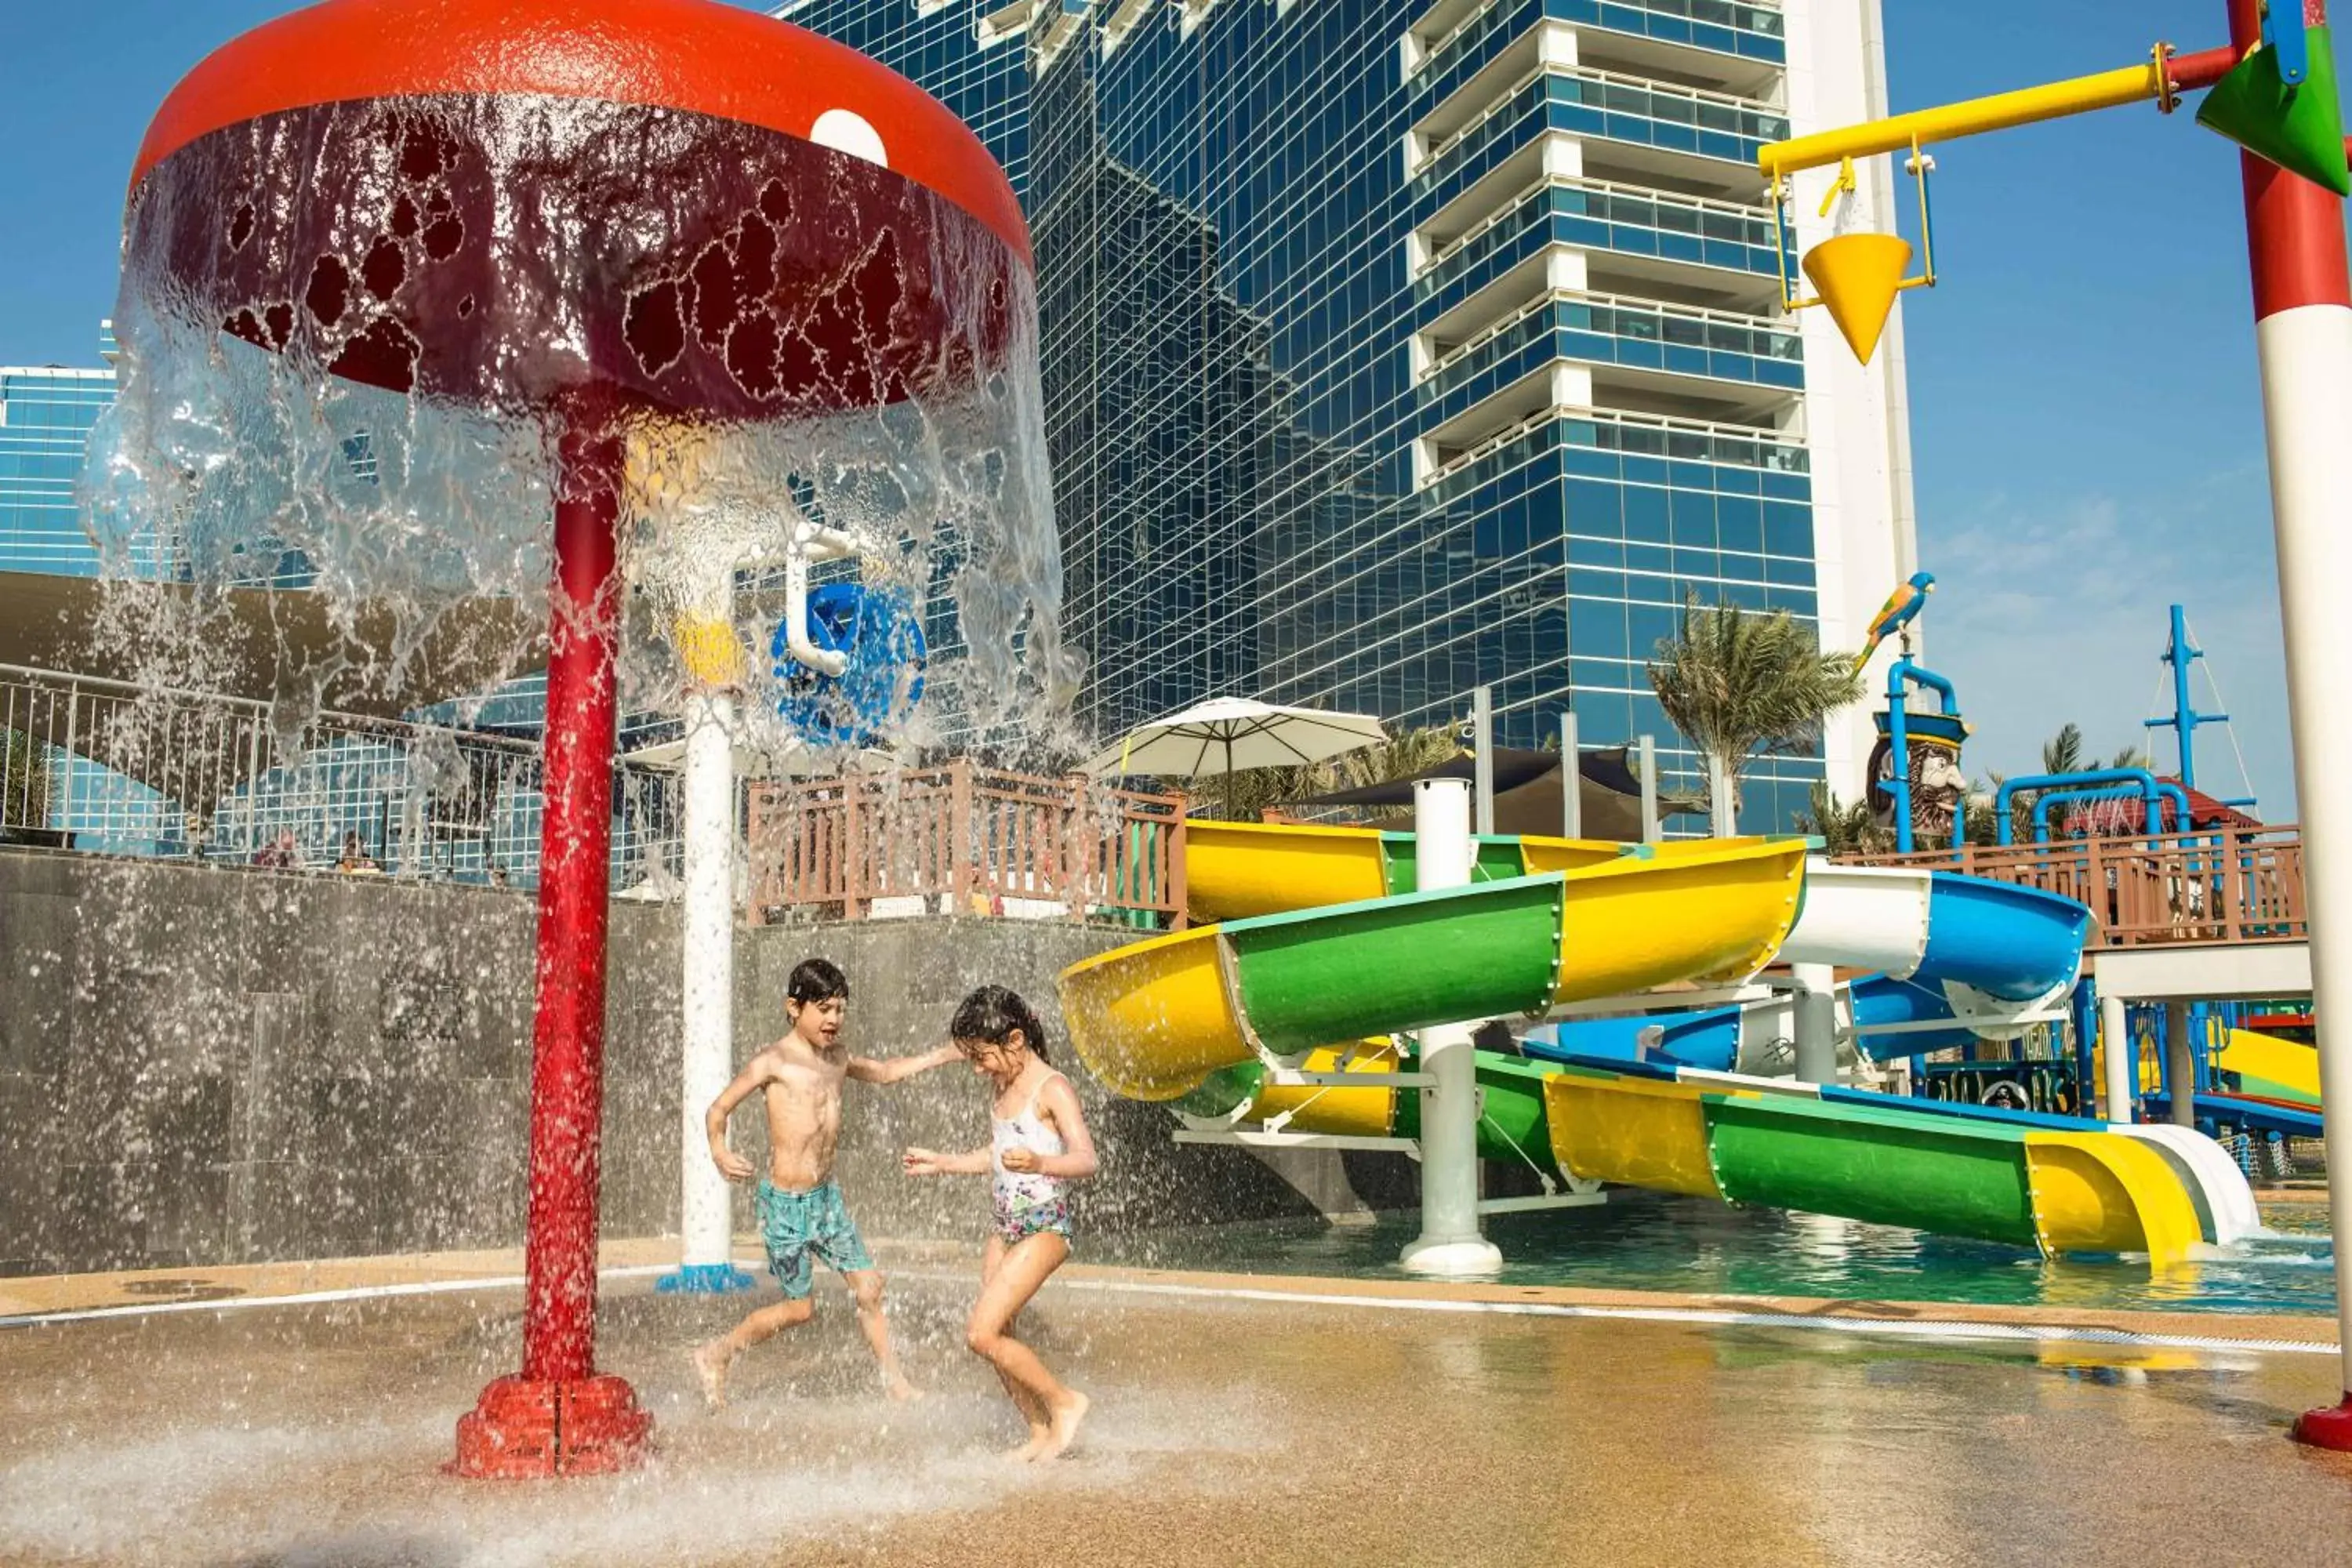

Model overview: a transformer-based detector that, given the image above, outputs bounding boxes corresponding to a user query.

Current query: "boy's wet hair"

[949,984,1049,1062]
[786,957,849,1006]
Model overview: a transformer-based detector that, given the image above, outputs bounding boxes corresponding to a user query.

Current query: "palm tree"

[2040,721,2148,778]
[1332,726,1465,791]
[1796,782,1889,856]
[2041,722,2085,779]
[1964,733,2154,846]
[1211,760,1340,823]
[1210,724,1464,822]
[1967,726,2154,844]
[1646,593,1866,831]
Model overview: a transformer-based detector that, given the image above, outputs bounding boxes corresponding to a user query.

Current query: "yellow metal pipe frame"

[1768,139,1936,315]
[1759,45,2176,180]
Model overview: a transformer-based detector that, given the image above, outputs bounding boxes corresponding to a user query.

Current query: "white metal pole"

[660,562,754,1294]
[2099,991,2134,1125]
[1400,775,1501,1277]
[1790,962,1836,1083]
[1472,685,1495,837]
[1560,710,1581,840]
[1637,734,1660,844]
[2163,1000,2195,1130]
[1708,753,1734,838]
[2227,11,2352,1443]
[674,688,744,1283]
[2263,296,2352,1436]
[398,786,426,876]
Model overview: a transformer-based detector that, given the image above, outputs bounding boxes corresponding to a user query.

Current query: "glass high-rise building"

[0,330,118,577]
[786,0,1918,833]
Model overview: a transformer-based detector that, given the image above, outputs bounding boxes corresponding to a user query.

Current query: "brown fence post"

[840,775,862,921]
[1167,806,1189,931]
[2085,836,2108,946]
[2224,825,2244,945]
[1063,772,1088,924]
[949,759,973,917]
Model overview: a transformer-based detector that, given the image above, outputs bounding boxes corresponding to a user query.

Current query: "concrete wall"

[0,851,1330,1276]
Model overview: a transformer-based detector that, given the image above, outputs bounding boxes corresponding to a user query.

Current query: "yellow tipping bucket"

[1801,232,1911,365]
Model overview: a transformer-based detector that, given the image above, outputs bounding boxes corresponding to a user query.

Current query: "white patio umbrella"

[1077,695,1388,817]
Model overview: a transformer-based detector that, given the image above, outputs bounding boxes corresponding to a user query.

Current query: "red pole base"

[449,1373,653,1479]
[2294,1393,2352,1453]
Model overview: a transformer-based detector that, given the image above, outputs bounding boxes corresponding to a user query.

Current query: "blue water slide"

[2147,1091,2328,1140]
[1523,866,2092,1070]
[1903,873,2092,1018]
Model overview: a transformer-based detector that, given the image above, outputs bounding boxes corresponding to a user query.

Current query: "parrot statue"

[1851,571,1935,674]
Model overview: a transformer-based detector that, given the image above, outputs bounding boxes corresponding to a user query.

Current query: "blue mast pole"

[2170,603,2197,789]
[2144,603,2242,800]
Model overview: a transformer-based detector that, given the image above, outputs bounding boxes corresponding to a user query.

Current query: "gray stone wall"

[731,918,1321,1243]
[0,852,1325,1276]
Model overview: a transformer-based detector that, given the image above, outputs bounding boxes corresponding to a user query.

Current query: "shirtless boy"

[691,957,958,1408]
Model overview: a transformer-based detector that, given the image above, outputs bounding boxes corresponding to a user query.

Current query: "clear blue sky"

[0,1,2326,811]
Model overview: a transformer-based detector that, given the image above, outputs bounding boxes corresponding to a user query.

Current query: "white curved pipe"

[780,513,856,678]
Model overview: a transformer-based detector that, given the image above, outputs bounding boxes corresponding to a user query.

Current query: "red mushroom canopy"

[125,0,1029,422]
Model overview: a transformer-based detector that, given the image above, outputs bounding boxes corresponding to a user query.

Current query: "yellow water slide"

[1061,830,1807,1102]
[1059,819,2220,1269]
[2217,1028,2323,1105]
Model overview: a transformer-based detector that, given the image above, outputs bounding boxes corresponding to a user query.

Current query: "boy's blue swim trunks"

[756,1178,874,1298]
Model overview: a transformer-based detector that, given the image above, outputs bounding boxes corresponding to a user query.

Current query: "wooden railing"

[1848,824,2307,947]
[746,760,1187,929]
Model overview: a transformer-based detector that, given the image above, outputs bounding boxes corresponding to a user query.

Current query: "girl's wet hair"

[949,984,1049,1062]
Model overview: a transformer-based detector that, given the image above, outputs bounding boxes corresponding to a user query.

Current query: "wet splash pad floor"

[5,1242,2352,1567]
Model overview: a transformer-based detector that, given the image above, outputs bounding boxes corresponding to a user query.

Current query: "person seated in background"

[336,832,382,874]
[252,829,300,870]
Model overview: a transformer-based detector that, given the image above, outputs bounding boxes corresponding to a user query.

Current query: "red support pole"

[452,407,652,1478]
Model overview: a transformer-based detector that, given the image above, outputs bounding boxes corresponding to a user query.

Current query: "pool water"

[1092,1191,2341,1317]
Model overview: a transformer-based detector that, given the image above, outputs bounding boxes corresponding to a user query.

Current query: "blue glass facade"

[782,0,1876,831]
[779,0,1037,198]
[0,356,116,577]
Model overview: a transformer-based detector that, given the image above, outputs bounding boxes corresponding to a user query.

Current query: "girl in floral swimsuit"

[902,984,1099,1461]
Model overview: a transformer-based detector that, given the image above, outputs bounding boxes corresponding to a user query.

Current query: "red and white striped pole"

[2230,0,2352,1451]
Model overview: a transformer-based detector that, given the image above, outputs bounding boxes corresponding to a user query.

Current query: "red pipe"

[2167,42,2241,95]
[452,402,650,1476]
[521,412,625,1384]
[2233,0,2352,321]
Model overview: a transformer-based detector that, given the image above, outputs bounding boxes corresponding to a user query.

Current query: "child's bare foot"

[1004,1425,1051,1463]
[1036,1390,1088,1461]
[691,1343,731,1411]
[885,1377,923,1404]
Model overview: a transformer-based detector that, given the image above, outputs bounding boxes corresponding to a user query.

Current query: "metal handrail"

[1413,0,1787,86]
[1417,58,1788,179]
[1421,170,1779,280]
[1428,401,1805,484]
[1425,285,1795,381]
[0,660,663,887]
